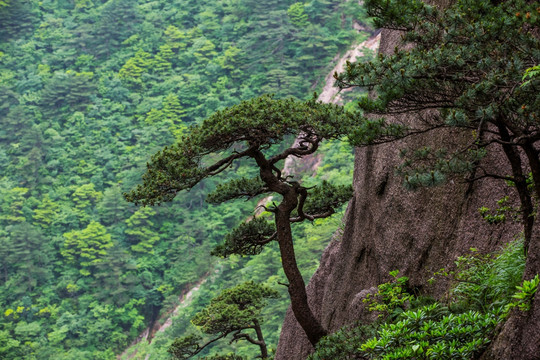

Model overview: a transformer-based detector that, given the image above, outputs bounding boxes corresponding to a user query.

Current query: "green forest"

[4,0,537,358]
[0,0,368,359]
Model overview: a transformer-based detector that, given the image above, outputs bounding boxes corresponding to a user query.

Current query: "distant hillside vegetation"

[0,0,368,358]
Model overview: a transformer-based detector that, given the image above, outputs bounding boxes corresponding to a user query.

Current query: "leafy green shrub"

[449,240,525,313]
[310,240,534,360]
[363,270,414,320]
[507,275,540,312]
[360,304,498,359]
[478,196,515,224]
[307,322,376,360]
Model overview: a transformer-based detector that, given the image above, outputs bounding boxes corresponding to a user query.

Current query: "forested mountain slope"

[0,1,368,358]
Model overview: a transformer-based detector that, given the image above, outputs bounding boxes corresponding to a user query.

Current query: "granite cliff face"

[275,24,540,360]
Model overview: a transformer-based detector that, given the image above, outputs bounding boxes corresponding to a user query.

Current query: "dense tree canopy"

[0,0,366,357]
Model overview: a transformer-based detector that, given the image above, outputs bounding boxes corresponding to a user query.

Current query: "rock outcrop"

[275,24,538,360]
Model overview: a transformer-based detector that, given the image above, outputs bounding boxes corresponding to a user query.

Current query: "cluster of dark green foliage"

[0,0,366,358]
[359,304,499,360]
[168,281,278,359]
[309,240,537,360]
[337,0,540,250]
[125,95,354,207]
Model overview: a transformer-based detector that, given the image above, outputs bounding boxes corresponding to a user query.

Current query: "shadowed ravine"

[118,276,208,360]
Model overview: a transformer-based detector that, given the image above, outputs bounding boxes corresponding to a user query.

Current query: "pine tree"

[164,25,189,52]
[119,50,154,87]
[192,38,218,63]
[92,0,140,58]
[92,246,138,306]
[97,185,128,226]
[3,223,51,295]
[71,183,102,223]
[33,195,60,229]
[169,282,279,359]
[0,1,35,42]
[337,0,539,253]
[153,55,172,75]
[40,72,96,115]
[0,186,28,224]
[162,93,186,122]
[144,108,164,125]
[162,93,187,139]
[61,221,113,276]
[158,44,175,60]
[126,95,354,345]
[125,207,159,253]
[287,3,309,28]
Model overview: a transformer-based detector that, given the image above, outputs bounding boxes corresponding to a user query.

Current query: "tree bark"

[274,189,327,346]
[497,123,535,253]
[251,147,327,345]
[522,142,540,201]
[253,319,268,359]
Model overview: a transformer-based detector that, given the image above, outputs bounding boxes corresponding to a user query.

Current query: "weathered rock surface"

[486,221,540,360]
[275,25,536,360]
